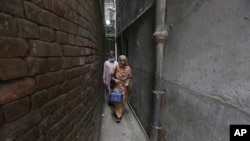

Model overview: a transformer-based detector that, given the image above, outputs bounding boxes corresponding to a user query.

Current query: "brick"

[71,117,83,137]
[62,0,78,10]
[88,55,96,63]
[76,36,88,46]
[46,115,72,141]
[39,106,66,133]
[18,19,39,38]
[84,72,93,85]
[79,47,94,57]
[79,27,89,38]
[0,13,18,36]
[31,89,48,109]
[62,45,80,56]
[66,86,81,101]
[0,78,35,105]
[15,126,40,141]
[89,40,95,48]
[52,0,66,17]
[79,57,86,65]
[47,57,62,72]
[66,94,81,113]
[56,31,68,44]
[43,0,53,10]
[78,17,89,29]
[63,6,73,21]
[76,5,85,18]
[78,3,88,17]
[0,110,42,141]
[30,0,44,7]
[59,18,78,34]
[0,107,4,126]
[26,57,48,76]
[91,61,101,71]
[0,0,24,17]
[81,64,91,74]
[47,84,63,100]
[85,19,91,30]
[64,134,73,141]
[54,121,74,141]
[64,67,82,80]
[42,94,65,117]
[0,58,28,80]
[81,87,90,97]
[62,77,81,93]
[30,40,62,57]
[79,74,85,86]
[79,48,87,56]
[40,26,56,42]
[0,37,28,58]
[24,1,60,29]
[72,11,80,25]
[72,136,77,141]
[37,135,46,141]
[76,36,83,46]
[68,33,76,45]
[83,38,89,47]
[63,57,80,69]
[35,71,64,90]
[2,97,30,123]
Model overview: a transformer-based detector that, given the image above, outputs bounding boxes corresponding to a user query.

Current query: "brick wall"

[0,0,104,141]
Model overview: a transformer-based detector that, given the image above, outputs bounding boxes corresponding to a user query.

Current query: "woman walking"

[111,55,132,123]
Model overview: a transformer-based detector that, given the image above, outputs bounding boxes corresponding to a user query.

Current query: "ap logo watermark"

[230,125,250,141]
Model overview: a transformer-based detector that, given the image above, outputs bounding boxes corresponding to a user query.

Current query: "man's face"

[109,51,115,58]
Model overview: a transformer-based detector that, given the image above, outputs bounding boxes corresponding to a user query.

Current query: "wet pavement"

[99,94,149,141]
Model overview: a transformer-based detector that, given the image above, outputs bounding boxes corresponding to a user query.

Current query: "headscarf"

[116,55,131,80]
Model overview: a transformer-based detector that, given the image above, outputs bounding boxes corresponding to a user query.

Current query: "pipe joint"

[152,90,165,95]
[153,32,168,44]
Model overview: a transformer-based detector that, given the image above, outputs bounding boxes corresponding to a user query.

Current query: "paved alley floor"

[99,95,149,141]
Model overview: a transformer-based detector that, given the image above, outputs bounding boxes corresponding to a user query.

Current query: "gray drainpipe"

[150,0,168,141]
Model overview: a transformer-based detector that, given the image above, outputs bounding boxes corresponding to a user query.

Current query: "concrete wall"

[0,0,104,141]
[161,0,250,140]
[117,7,155,135]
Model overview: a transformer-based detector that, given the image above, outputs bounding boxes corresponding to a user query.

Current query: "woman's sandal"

[116,116,122,123]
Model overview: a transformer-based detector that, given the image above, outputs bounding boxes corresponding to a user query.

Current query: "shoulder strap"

[115,65,118,74]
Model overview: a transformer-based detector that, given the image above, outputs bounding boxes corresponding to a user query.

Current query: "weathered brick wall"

[0,0,104,141]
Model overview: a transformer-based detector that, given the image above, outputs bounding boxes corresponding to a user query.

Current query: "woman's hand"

[125,82,129,87]
[125,79,131,87]
[112,77,119,84]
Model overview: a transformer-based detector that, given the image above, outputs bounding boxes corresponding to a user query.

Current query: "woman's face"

[119,58,126,68]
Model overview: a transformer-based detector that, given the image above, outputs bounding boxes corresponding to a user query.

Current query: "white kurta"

[103,60,118,93]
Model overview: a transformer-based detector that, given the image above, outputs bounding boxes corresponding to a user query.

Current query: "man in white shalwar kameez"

[103,50,118,104]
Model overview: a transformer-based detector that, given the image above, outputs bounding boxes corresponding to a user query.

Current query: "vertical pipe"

[150,0,167,140]
[114,0,118,60]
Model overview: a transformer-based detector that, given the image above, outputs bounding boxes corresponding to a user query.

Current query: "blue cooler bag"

[110,92,123,103]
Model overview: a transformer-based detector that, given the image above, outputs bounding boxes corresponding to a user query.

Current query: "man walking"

[103,50,118,105]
